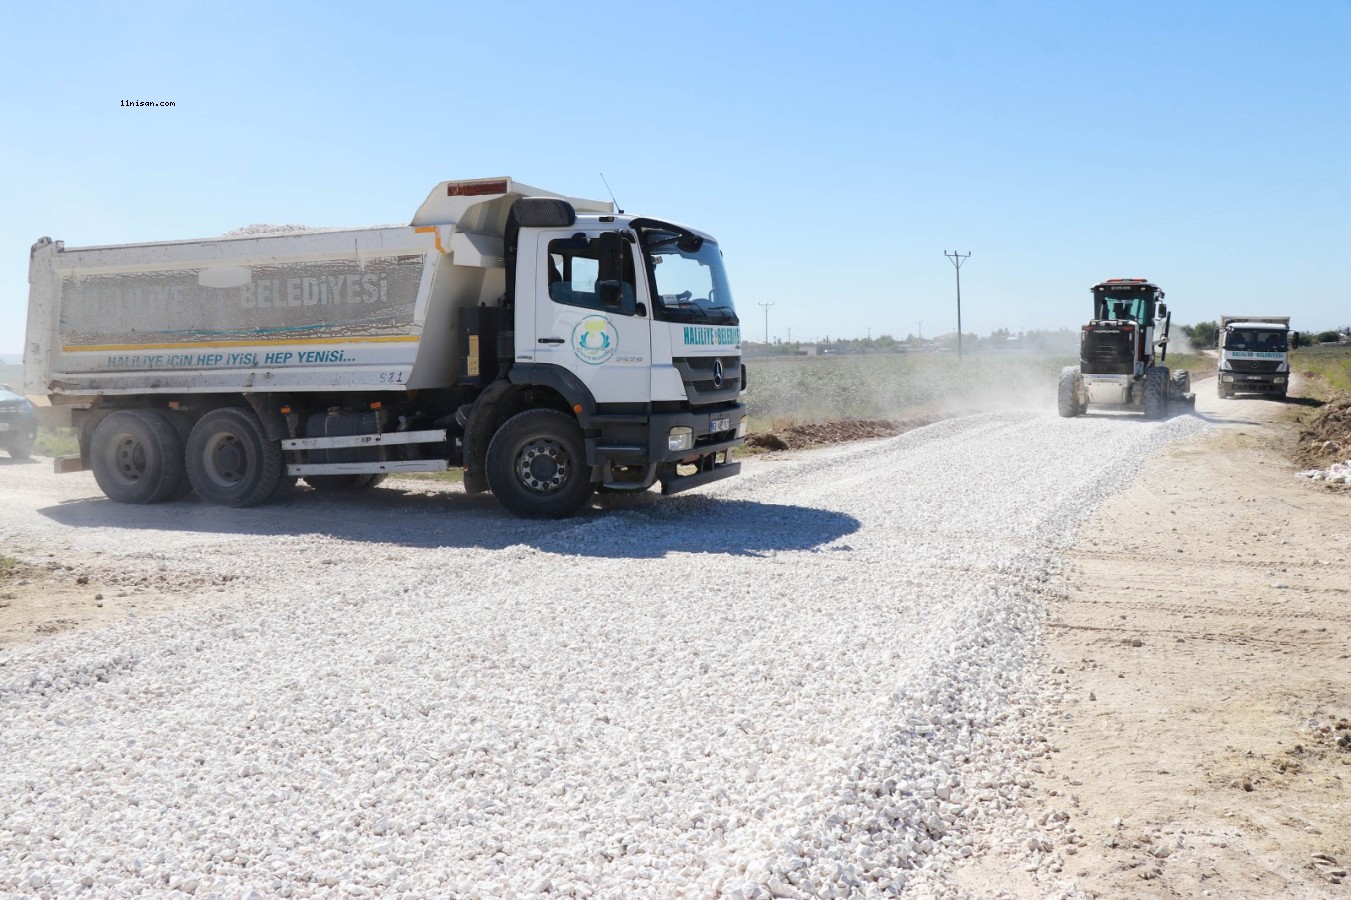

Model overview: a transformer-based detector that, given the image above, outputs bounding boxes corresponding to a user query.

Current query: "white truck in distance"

[1217,315,1296,399]
[24,178,746,518]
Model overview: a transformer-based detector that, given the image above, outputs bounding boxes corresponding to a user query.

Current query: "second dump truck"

[25,178,746,518]
[1217,315,1296,398]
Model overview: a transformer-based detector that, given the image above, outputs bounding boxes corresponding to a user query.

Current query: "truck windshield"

[1226,329,1287,352]
[640,227,738,325]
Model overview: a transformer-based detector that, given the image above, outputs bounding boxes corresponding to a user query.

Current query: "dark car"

[0,384,37,459]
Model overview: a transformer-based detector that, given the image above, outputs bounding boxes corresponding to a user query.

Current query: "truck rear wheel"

[1057,366,1084,417]
[486,409,594,518]
[186,407,284,507]
[1143,366,1168,419]
[90,409,185,504]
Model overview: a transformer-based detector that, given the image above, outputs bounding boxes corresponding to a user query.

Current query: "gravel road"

[0,409,1206,898]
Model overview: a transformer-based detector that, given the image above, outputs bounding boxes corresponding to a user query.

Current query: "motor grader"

[1058,278,1194,418]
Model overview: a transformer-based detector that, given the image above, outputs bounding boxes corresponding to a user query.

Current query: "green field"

[1292,343,1351,395]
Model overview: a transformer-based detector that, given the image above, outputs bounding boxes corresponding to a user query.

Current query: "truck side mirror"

[596,231,632,313]
[1158,303,1167,318]
[1291,332,1301,349]
[597,232,623,283]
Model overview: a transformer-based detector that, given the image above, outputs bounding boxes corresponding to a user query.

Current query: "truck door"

[532,230,651,403]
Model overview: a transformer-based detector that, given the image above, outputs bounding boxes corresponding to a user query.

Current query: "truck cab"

[1217,316,1294,398]
[496,200,746,501]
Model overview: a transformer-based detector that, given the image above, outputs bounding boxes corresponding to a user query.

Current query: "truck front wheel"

[486,409,594,518]
[186,407,284,507]
[90,409,185,504]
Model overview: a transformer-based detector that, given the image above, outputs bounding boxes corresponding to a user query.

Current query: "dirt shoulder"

[0,549,245,650]
[1025,380,1351,896]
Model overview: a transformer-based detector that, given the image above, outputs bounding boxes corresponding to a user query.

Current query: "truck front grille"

[1227,359,1281,374]
[673,356,742,404]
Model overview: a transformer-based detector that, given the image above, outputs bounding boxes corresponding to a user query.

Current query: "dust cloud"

[744,353,1075,426]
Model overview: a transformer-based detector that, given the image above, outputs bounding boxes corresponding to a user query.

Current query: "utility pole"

[918,320,924,341]
[944,251,971,359]
[759,302,774,345]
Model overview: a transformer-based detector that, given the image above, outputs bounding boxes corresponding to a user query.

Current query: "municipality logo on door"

[572,315,618,365]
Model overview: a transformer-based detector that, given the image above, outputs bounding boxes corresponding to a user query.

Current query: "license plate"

[710,416,730,433]
[0,423,9,431]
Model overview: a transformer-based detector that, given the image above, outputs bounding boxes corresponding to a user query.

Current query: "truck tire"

[1057,366,1084,417]
[486,409,594,518]
[186,407,284,507]
[90,409,185,504]
[1143,366,1168,419]
[304,473,387,491]
[1218,383,1232,399]
[7,438,34,459]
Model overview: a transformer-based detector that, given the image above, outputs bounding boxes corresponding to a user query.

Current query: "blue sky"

[2,0,1347,353]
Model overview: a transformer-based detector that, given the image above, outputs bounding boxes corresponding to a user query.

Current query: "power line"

[758,302,774,345]
[944,251,971,359]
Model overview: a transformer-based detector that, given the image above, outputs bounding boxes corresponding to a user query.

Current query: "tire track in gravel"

[0,410,1207,897]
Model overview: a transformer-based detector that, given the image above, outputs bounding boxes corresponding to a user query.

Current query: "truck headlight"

[735,420,747,438]
[1274,376,1286,384]
[1222,375,1235,383]
[668,426,694,452]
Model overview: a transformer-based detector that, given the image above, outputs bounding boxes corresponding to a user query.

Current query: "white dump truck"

[1217,315,1296,398]
[24,178,746,518]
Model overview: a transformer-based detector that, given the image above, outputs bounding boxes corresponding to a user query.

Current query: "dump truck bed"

[25,178,612,401]
[25,226,454,397]
[1220,315,1290,329]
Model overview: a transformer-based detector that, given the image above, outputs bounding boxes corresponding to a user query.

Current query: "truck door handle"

[538,337,565,344]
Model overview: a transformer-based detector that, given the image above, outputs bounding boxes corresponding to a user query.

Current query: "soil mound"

[1295,391,1351,469]
[746,417,939,451]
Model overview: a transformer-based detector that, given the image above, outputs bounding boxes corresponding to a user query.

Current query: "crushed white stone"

[1296,458,1351,483]
[0,411,1206,897]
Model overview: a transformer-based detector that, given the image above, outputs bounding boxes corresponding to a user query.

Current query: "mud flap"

[660,458,741,495]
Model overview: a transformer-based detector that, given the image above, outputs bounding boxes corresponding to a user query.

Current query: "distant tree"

[1181,321,1219,349]
[1316,330,1341,344]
